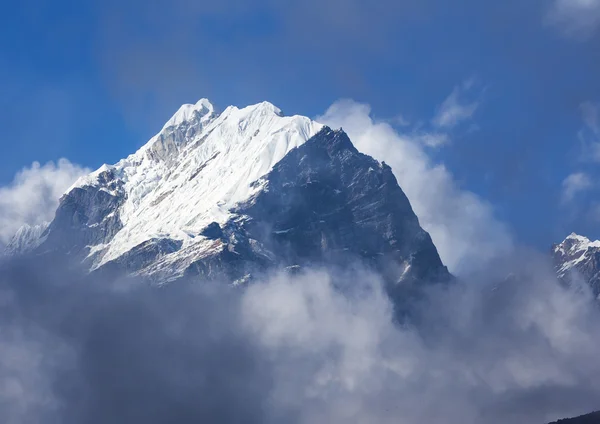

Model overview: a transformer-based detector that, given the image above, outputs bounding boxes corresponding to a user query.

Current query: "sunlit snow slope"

[50,100,322,275]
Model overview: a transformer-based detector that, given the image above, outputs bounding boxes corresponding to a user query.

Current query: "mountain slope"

[17,99,449,287]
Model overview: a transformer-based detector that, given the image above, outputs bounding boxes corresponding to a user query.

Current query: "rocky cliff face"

[8,99,450,291]
[235,127,449,290]
[43,168,126,257]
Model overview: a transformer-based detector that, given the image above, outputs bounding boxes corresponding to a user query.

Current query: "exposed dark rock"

[234,127,451,294]
[200,222,224,240]
[40,169,125,257]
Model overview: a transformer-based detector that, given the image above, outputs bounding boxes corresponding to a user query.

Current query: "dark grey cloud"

[1,250,600,424]
[0,258,277,424]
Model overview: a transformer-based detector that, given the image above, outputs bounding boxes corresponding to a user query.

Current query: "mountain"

[548,411,600,424]
[4,222,48,255]
[10,99,450,290]
[552,233,600,298]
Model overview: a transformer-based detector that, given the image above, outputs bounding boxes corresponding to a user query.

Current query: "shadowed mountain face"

[235,128,450,291]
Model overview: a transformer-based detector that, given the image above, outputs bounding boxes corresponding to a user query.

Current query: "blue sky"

[1,0,600,254]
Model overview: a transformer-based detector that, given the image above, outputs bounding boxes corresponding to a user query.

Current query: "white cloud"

[546,0,600,39]
[239,266,600,424]
[387,114,411,127]
[0,159,90,245]
[317,99,512,275]
[413,132,450,148]
[432,84,479,129]
[561,172,593,203]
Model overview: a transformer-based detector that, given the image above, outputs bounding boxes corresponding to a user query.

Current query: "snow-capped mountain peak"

[10,99,450,290]
[553,233,600,272]
[162,98,217,130]
[553,232,600,297]
[564,232,595,245]
[56,99,324,271]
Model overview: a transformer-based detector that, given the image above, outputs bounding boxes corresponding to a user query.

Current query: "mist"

[1,250,599,424]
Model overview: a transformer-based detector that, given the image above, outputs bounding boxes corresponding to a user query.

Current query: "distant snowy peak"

[553,233,598,258]
[4,222,48,255]
[552,232,600,297]
[552,233,600,275]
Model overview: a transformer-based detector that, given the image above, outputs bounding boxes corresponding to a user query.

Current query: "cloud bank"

[1,252,600,424]
[0,159,89,245]
[318,99,512,274]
